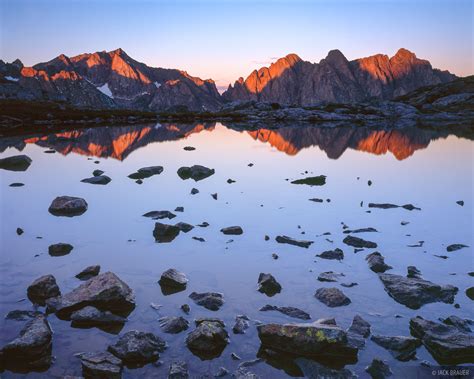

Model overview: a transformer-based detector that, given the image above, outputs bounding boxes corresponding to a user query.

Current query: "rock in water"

[108,330,166,365]
[257,321,358,363]
[0,315,52,370]
[343,235,377,248]
[159,268,188,293]
[378,271,458,309]
[259,304,310,320]
[446,244,469,252]
[410,316,474,364]
[317,271,345,282]
[5,310,42,321]
[366,252,392,273]
[76,265,101,280]
[175,222,194,233]
[81,175,111,185]
[233,315,250,334]
[27,274,61,305]
[295,358,357,379]
[48,243,73,256]
[48,196,88,216]
[220,226,243,235]
[93,169,104,176]
[70,306,126,327]
[189,292,224,311]
[177,165,215,181]
[46,272,135,318]
[314,287,351,307]
[365,358,392,379]
[79,351,123,379]
[128,166,163,180]
[185,318,229,360]
[317,248,344,260]
[291,175,326,186]
[371,335,422,361]
[143,210,176,220]
[348,315,371,338]
[159,316,189,334]
[153,222,181,243]
[275,235,313,248]
[442,315,473,333]
[257,273,282,296]
[0,154,32,171]
[169,360,189,378]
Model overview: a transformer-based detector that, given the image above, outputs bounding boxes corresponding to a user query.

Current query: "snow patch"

[5,76,19,82]
[97,83,113,98]
[154,82,161,89]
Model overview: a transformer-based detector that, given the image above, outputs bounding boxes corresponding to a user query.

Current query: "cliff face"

[223,49,456,105]
[0,49,222,111]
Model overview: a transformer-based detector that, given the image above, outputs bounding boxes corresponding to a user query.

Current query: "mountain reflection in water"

[0,122,470,161]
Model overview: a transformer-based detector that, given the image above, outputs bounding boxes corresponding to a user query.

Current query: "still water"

[0,122,472,378]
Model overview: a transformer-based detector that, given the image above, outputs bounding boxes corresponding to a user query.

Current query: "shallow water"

[0,122,473,378]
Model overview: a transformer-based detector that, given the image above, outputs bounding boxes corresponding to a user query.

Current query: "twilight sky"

[1,0,472,90]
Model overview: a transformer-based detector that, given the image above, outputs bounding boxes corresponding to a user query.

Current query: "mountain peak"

[325,49,348,64]
[109,48,128,57]
[393,48,417,60]
[281,53,302,65]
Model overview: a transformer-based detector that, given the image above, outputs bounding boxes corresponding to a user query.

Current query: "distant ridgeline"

[0,48,457,112]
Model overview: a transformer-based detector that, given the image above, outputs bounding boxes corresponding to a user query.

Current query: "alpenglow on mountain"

[0,48,456,111]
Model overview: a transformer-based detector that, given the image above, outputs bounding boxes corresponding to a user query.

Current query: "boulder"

[175,222,194,233]
[159,269,188,295]
[48,243,73,256]
[0,154,32,171]
[275,235,313,248]
[79,351,122,379]
[93,169,104,176]
[410,316,474,364]
[442,315,473,333]
[70,306,126,327]
[128,166,163,179]
[378,271,458,309]
[81,175,111,185]
[314,287,351,307]
[153,222,181,243]
[343,235,377,248]
[76,265,101,280]
[233,315,250,334]
[108,330,166,365]
[48,196,88,216]
[291,175,326,186]
[46,272,135,318]
[348,315,371,338]
[185,318,229,359]
[446,244,469,252]
[220,226,243,235]
[189,292,224,311]
[365,358,392,378]
[257,273,282,297]
[316,248,344,260]
[259,305,310,320]
[371,335,421,361]
[27,274,60,305]
[0,315,52,370]
[177,165,215,181]
[5,310,42,321]
[159,316,189,334]
[169,360,188,378]
[366,252,392,273]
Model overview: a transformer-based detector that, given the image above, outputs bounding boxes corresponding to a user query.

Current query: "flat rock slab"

[317,271,345,282]
[343,227,377,234]
[343,235,377,249]
[291,175,326,186]
[108,330,166,365]
[81,175,111,185]
[410,316,474,364]
[366,252,392,273]
[371,334,422,361]
[46,271,135,318]
[259,304,310,320]
[0,154,32,171]
[48,243,73,256]
[128,166,163,180]
[220,226,243,235]
[368,203,420,211]
[79,351,122,379]
[177,165,215,181]
[275,235,313,248]
[257,321,358,363]
[153,222,180,243]
[48,196,88,216]
[447,244,469,252]
[186,318,229,360]
[143,210,176,220]
[189,292,224,311]
[71,305,126,327]
[159,316,189,334]
[317,248,344,260]
[314,287,351,307]
[378,272,458,309]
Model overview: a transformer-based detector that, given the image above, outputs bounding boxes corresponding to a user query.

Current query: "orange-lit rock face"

[248,130,299,155]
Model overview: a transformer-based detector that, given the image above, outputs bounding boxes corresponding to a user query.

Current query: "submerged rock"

[185,318,229,360]
[442,315,473,332]
[0,315,52,370]
[27,274,61,305]
[259,304,310,320]
[143,210,176,220]
[159,316,189,334]
[371,334,421,361]
[317,271,345,282]
[48,242,73,256]
[257,321,358,363]
[291,175,326,186]
[378,269,458,309]
[365,358,392,379]
[410,316,474,364]
[343,227,378,234]
[79,351,122,379]
[48,196,88,216]
[128,166,163,180]
[71,305,126,327]
[343,235,377,248]
[317,248,344,260]
[81,175,111,185]
[368,203,420,210]
[314,287,351,307]
[295,358,357,379]
[220,226,243,235]
[257,273,282,297]
[233,315,250,334]
[46,272,135,318]
[275,235,313,248]
[169,360,189,378]
[366,252,392,273]
[177,165,215,181]
[153,222,181,243]
[446,244,469,252]
[189,292,224,311]
[5,310,42,321]
[181,304,190,314]
[0,154,32,171]
[108,330,166,365]
[76,265,101,280]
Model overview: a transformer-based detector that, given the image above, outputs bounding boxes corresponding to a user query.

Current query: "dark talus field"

[0,122,472,378]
